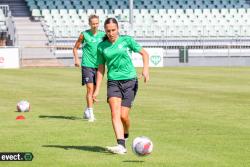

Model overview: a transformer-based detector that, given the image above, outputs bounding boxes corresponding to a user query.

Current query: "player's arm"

[139,48,149,83]
[73,34,84,67]
[93,64,105,102]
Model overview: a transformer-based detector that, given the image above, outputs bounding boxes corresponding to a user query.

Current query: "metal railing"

[6,16,16,45]
[45,24,250,44]
[0,5,10,17]
[0,5,16,46]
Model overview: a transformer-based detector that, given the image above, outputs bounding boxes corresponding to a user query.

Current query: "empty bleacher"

[0,6,11,46]
[0,9,7,32]
[26,0,250,10]
[1,0,250,66]
[24,0,250,45]
[0,9,7,46]
[0,0,30,17]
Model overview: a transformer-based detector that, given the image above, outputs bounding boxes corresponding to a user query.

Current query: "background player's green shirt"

[97,35,142,80]
[81,30,105,68]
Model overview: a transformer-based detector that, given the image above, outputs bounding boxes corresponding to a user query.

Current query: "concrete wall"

[53,48,250,67]
[164,49,250,66]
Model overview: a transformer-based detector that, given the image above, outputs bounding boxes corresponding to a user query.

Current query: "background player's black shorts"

[107,78,138,108]
[81,66,97,85]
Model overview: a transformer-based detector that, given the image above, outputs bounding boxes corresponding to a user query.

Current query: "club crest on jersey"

[97,38,102,42]
[91,38,97,42]
[118,44,123,49]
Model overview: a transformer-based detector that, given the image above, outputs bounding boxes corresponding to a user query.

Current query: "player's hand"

[92,91,99,103]
[74,59,80,67]
[141,68,149,83]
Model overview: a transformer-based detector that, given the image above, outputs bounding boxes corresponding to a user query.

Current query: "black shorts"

[81,66,97,85]
[107,79,138,108]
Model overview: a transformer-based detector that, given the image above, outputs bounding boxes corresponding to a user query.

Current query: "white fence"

[1,45,250,68]
[0,47,19,68]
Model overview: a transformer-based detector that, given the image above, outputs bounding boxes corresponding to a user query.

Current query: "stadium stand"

[1,0,248,45]
[0,8,7,46]
[1,0,250,66]
[23,0,250,47]
[25,0,250,10]
[0,6,11,46]
[0,0,63,67]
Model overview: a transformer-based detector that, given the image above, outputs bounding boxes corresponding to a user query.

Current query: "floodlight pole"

[129,0,134,30]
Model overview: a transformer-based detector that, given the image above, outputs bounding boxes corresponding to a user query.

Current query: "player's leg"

[106,97,127,154]
[85,83,95,121]
[109,97,124,140]
[106,80,127,154]
[121,79,138,140]
[82,66,96,121]
[121,106,130,140]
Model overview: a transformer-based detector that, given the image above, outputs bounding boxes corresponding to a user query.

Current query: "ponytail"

[103,34,109,41]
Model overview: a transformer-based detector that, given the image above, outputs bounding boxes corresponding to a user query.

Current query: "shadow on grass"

[123,160,145,163]
[42,145,108,153]
[14,110,28,113]
[39,115,81,120]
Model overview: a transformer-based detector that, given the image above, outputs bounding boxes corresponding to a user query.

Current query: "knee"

[87,91,93,96]
[121,115,129,123]
[86,87,94,95]
[111,112,121,121]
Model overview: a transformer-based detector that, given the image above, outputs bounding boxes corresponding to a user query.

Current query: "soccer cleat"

[106,144,127,154]
[83,108,90,119]
[87,116,96,122]
[87,109,95,122]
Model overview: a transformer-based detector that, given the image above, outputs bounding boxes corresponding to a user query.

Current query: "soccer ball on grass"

[17,100,30,112]
[132,136,153,156]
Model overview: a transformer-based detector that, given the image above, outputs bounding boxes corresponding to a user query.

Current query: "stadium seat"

[59,9,67,16]
[33,0,250,40]
[96,9,106,16]
[0,9,5,21]
[238,8,246,15]
[68,9,77,17]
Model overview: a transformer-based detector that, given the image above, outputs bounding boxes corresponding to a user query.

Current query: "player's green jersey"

[81,30,105,68]
[97,35,142,80]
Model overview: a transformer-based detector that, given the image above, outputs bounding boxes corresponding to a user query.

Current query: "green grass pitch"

[0,67,250,167]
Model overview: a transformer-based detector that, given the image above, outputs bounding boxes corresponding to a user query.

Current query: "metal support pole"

[129,0,134,30]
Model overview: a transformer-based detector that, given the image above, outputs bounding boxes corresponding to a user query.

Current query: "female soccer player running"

[73,15,105,122]
[93,18,149,154]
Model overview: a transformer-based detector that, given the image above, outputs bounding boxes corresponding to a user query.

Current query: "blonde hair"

[88,14,99,23]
